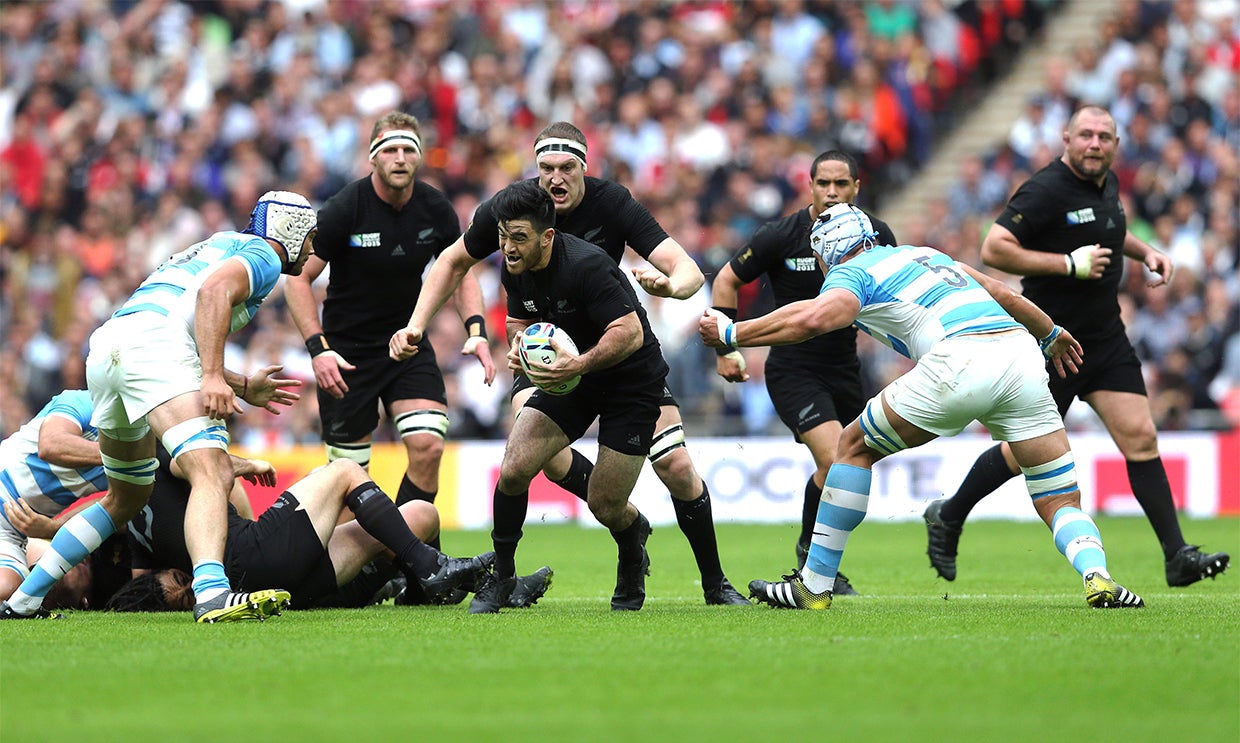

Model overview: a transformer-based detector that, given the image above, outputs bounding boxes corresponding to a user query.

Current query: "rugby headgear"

[810,203,877,269]
[246,191,317,269]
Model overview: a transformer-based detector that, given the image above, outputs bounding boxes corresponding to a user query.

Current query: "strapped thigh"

[393,409,450,441]
[858,396,908,456]
[648,423,686,463]
[160,416,229,459]
[326,442,371,469]
[1021,452,1078,500]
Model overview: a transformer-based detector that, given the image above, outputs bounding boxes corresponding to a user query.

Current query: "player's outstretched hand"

[462,336,497,386]
[311,349,355,399]
[245,365,302,413]
[632,267,674,298]
[1045,327,1084,379]
[389,327,423,362]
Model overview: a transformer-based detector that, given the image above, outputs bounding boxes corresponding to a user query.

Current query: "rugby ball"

[518,322,581,395]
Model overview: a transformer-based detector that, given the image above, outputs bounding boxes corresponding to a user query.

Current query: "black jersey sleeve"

[463,196,501,260]
[994,179,1057,249]
[312,185,357,263]
[610,184,670,259]
[729,221,788,284]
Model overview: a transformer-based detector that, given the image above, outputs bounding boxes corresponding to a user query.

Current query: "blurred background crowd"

[1,0,1237,446]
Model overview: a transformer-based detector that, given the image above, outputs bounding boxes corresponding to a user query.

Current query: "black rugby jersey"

[127,448,246,574]
[464,177,669,263]
[502,233,668,384]
[995,159,1128,341]
[728,206,896,369]
[314,177,460,347]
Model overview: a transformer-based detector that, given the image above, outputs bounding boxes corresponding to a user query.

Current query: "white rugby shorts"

[0,518,30,581]
[881,330,1064,443]
[86,313,202,431]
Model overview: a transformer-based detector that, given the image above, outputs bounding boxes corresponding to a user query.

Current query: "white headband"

[534,137,587,167]
[369,130,422,160]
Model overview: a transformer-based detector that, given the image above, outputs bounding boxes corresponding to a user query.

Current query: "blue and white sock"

[1051,507,1109,580]
[7,502,116,614]
[191,560,231,604]
[803,464,871,594]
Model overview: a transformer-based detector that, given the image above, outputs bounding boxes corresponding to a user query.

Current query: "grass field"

[2,516,1237,742]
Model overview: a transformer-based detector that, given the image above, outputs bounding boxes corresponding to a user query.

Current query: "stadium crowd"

[0,0,1236,447]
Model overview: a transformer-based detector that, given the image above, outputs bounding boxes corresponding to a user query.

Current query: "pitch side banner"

[234,431,1239,527]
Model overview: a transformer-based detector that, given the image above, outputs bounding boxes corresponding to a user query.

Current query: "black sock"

[1126,457,1186,559]
[492,487,528,579]
[610,512,647,565]
[396,476,440,549]
[673,484,724,586]
[940,444,1018,523]
[346,482,440,579]
[551,449,593,502]
[799,476,821,552]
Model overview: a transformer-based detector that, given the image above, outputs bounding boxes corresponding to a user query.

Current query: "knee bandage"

[394,409,450,441]
[1021,452,1078,500]
[101,453,159,486]
[326,441,371,469]
[858,397,908,456]
[161,417,229,459]
[649,423,686,463]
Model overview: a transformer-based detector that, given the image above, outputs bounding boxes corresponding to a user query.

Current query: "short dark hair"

[491,180,556,233]
[534,121,587,148]
[811,150,860,181]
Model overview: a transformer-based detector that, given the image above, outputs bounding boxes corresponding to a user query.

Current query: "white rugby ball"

[519,322,581,395]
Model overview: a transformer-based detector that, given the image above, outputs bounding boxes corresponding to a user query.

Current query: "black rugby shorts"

[765,361,864,439]
[318,346,447,444]
[1048,333,1146,416]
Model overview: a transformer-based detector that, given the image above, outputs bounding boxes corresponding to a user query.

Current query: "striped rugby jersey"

[112,231,283,337]
[0,391,106,520]
[823,244,1022,361]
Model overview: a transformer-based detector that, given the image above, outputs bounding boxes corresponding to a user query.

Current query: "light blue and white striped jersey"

[113,231,283,337]
[0,391,107,520]
[823,244,1022,361]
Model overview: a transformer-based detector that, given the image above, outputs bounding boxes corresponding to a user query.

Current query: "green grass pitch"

[2,516,1236,742]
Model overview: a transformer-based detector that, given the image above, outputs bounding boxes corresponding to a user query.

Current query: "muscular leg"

[390,399,448,547]
[1085,390,1184,557]
[802,393,937,594]
[647,405,732,591]
[147,397,235,605]
[508,386,593,499]
[796,420,843,564]
[493,407,570,579]
[326,501,438,586]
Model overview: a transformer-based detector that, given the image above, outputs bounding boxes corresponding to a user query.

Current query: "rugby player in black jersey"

[924,106,1229,588]
[464,180,671,612]
[286,112,496,568]
[111,445,493,611]
[391,122,748,606]
[709,151,894,595]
